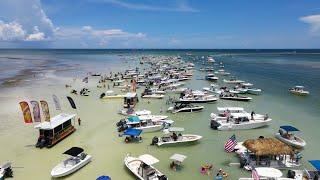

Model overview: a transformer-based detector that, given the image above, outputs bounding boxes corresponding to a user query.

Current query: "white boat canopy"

[295,85,304,89]
[34,113,76,130]
[138,154,159,165]
[106,90,114,94]
[125,93,137,98]
[170,154,187,163]
[255,167,283,178]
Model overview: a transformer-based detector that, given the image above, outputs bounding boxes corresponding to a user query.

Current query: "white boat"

[240,82,254,87]
[116,116,173,133]
[205,74,219,81]
[141,94,164,99]
[179,91,218,103]
[51,147,92,178]
[275,125,306,148]
[151,127,202,146]
[100,90,126,99]
[124,154,168,180]
[247,88,262,95]
[289,86,309,96]
[167,102,204,113]
[118,109,152,116]
[219,93,252,101]
[214,69,230,76]
[210,107,272,130]
[223,78,245,84]
[238,167,283,180]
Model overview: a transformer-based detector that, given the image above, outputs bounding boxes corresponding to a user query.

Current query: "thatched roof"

[243,138,294,156]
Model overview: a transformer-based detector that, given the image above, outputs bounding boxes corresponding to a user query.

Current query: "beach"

[0,49,320,179]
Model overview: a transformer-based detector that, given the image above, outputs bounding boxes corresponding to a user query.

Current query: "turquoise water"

[0,49,319,179]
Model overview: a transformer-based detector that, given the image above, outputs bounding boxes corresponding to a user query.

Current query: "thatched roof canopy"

[243,138,294,156]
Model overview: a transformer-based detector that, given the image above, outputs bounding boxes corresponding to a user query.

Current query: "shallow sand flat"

[0,52,319,179]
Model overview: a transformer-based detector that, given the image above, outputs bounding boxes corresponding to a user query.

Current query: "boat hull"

[220,97,252,101]
[275,133,306,148]
[214,119,271,131]
[51,155,92,178]
[172,107,204,113]
[156,134,202,146]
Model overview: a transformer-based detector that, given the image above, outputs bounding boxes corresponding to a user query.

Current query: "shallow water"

[0,49,319,179]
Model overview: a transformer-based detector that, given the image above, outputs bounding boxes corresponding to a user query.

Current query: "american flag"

[251,168,260,180]
[224,134,237,152]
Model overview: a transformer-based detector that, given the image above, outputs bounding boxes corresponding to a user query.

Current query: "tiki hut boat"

[235,138,302,170]
[34,113,76,148]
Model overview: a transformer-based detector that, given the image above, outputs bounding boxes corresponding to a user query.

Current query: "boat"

[275,125,306,148]
[238,167,283,180]
[235,138,302,170]
[116,116,173,133]
[247,88,262,95]
[100,90,126,99]
[179,90,218,103]
[223,78,245,84]
[167,102,204,113]
[214,69,230,76]
[205,74,219,81]
[141,88,165,99]
[123,93,138,108]
[96,175,111,180]
[284,160,320,180]
[120,128,143,143]
[210,107,271,130]
[51,147,92,178]
[124,154,168,180]
[219,93,252,101]
[118,108,151,116]
[151,127,202,146]
[34,113,77,148]
[0,162,13,180]
[289,86,310,96]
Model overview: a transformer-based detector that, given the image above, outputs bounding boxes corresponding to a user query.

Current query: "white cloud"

[94,0,198,12]
[26,26,45,41]
[0,21,26,41]
[300,14,320,33]
[0,0,55,41]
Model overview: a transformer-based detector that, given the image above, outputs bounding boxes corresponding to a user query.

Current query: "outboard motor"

[210,120,220,130]
[239,157,247,168]
[117,124,128,132]
[158,175,168,180]
[287,170,296,178]
[100,93,106,99]
[35,138,46,149]
[116,119,126,127]
[151,136,158,145]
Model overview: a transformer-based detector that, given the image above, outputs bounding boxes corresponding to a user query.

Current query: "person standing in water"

[78,118,81,126]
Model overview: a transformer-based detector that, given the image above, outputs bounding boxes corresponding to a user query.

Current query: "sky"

[0,0,320,49]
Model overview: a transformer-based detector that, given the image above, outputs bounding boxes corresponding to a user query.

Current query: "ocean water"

[0,49,319,180]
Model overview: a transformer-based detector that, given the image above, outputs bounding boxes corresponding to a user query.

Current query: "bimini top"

[138,154,159,165]
[123,128,142,136]
[96,175,111,180]
[63,147,84,157]
[34,113,76,130]
[255,167,283,178]
[125,93,137,98]
[295,85,304,89]
[280,125,300,132]
[309,160,320,171]
[127,116,140,123]
[170,154,187,163]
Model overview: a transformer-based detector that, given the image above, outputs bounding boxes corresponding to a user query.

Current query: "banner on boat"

[52,94,61,110]
[30,101,41,122]
[40,100,50,122]
[67,96,77,109]
[19,101,33,123]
